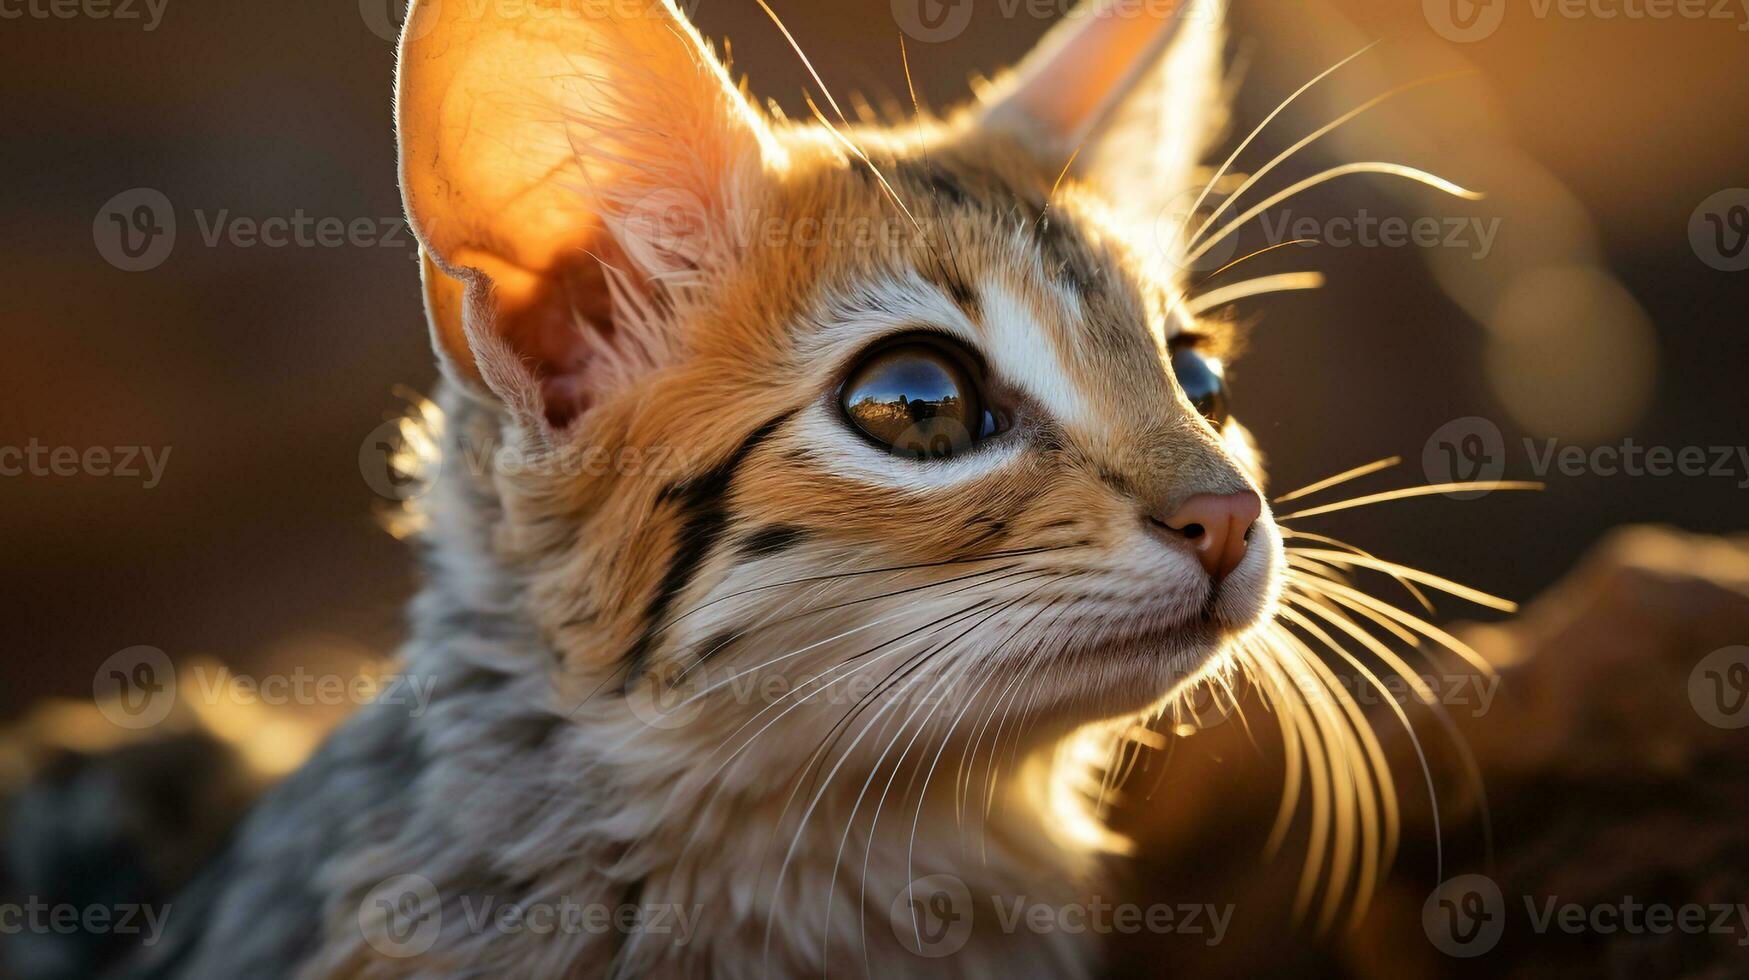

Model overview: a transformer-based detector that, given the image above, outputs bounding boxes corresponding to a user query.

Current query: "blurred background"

[2,0,1747,974]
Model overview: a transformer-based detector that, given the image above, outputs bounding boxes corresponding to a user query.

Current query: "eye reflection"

[841,343,982,459]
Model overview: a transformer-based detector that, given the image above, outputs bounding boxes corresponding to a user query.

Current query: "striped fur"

[136,1,1289,977]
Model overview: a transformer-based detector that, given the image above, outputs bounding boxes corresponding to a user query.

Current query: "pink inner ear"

[496,257,619,429]
[994,0,1190,142]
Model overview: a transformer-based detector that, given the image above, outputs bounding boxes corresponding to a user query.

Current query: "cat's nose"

[1153,491,1262,581]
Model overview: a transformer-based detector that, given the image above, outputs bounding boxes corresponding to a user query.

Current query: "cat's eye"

[1170,346,1228,427]
[840,338,1001,459]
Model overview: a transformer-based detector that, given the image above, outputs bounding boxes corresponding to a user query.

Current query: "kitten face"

[396,0,1275,752]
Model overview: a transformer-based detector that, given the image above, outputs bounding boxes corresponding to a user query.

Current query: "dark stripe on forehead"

[620,410,796,688]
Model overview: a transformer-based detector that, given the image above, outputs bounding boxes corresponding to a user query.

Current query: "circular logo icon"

[890,874,973,958]
[1153,186,1240,275]
[892,0,973,43]
[1688,189,1749,273]
[93,188,175,272]
[1422,873,1504,957]
[93,646,177,730]
[1422,416,1506,499]
[618,188,713,274]
[624,670,708,731]
[359,417,442,502]
[1167,673,1242,736]
[889,415,976,463]
[1690,646,1749,730]
[360,0,439,43]
[1423,0,1505,43]
[359,874,443,958]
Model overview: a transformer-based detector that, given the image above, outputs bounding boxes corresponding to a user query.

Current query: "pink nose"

[1156,491,1262,581]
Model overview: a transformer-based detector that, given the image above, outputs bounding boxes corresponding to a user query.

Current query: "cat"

[107,0,1485,976]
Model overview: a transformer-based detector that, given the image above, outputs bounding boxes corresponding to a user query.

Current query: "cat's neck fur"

[274,382,1107,977]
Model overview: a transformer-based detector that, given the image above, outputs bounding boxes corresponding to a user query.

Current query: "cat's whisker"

[665,597,1009,876]
[1187,162,1485,264]
[1294,575,1493,677]
[1281,527,1434,613]
[1180,40,1382,253]
[857,628,1026,974]
[647,545,1072,645]
[1273,456,1402,504]
[1186,272,1326,316]
[853,594,1050,967]
[955,599,1072,842]
[752,0,923,239]
[1275,480,1542,521]
[671,561,1033,694]
[1288,574,1421,647]
[1191,238,1322,288]
[825,601,1018,970]
[1185,70,1480,252]
[1289,548,1517,612]
[763,598,1008,970]
[1268,613,1401,930]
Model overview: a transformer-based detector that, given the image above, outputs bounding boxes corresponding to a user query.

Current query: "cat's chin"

[1013,606,1263,726]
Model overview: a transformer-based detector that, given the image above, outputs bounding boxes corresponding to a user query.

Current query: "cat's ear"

[980,0,1226,227]
[395,0,775,428]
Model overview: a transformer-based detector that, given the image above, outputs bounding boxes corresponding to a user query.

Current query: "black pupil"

[842,345,979,458]
[1171,346,1227,425]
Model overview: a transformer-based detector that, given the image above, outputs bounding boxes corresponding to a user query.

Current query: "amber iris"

[841,342,982,459]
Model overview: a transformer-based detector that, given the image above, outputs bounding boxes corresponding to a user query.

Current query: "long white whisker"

[1187,162,1484,264]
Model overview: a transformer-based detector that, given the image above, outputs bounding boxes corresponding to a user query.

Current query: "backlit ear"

[981,0,1226,226]
[395,0,776,427]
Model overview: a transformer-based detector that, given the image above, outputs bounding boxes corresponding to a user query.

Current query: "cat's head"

[395,0,1279,747]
